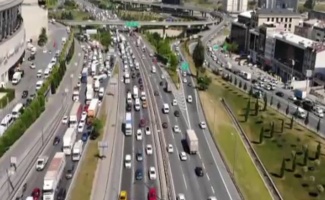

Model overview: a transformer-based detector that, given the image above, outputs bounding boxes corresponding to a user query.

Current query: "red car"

[139,119,146,128]
[32,187,41,200]
[148,188,157,200]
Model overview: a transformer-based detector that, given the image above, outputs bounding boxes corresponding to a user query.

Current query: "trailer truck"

[87,98,99,125]
[43,152,66,200]
[186,129,199,154]
[69,102,82,129]
[125,112,132,136]
[63,128,77,155]
[86,84,94,104]
[72,140,84,161]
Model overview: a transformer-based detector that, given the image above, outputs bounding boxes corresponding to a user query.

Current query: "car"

[161,74,165,79]
[137,72,140,77]
[174,110,180,117]
[142,100,148,108]
[136,129,143,140]
[132,73,136,78]
[145,126,151,135]
[154,91,159,96]
[36,69,42,78]
[119,191,127,200]
[199,121,207,129]
[172,99,177,106]
[138,78,143,84]
[195,167,204,177]
[56,188,66,200]
[160,81,164,86]
[65,167,74,179]
[62,115,68,124]
[140,85,144,91]
[77,82,81,88]
[177,193,185,200]
[289,95,297,101]
[187,95,193,103]
[139,119,146,127]
[162,122,168,129]
[148,187,157,200]
[173,125,181,133]
[136,151,143,161]
[30,63,36,69]
[135,168,143,180]
[81,132,88,142]
[207,196,217,200]
[53,136,60,145]
[183,78,187,83]
[77,123,84,133]
[149,167,157,180]
[126,104,132,111]
[31,187,41,199]
[179,152,187,161]
[276,91,284,97]
[22,90,28,99]
[167,144,173,153]
[146,144,153,155]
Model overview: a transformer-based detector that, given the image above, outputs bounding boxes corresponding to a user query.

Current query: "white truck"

[86,84,94,104]
[136,38,141,47]
[36,156,49,171]
[94,80,100,92]
[69,102,81,128]
[186,129,199,154]
[63,128,77,155]
[72,140,84,161]
[133,86,139,99]
[125,112,132,136]
[12,72,22,85]
[43,152,66,200]
[87,98,99,125]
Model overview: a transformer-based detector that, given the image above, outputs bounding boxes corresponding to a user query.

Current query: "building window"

[267,17,269,21]
[289,18,292,22]
[271,18,274,22]
[289,24,291,28]
[285,18,287,22]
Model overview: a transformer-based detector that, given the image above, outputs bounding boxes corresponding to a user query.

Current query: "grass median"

[69,102,107,200]
[181,42,273,200]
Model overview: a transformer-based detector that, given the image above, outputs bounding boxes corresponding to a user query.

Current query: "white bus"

[12,103,24,119]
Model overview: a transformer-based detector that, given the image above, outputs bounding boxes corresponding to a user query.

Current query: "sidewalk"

[91,77,119,200]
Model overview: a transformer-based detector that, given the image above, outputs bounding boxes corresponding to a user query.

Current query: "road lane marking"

[182,173,188,190]
[211,186,215,194]
[206,173,210,181]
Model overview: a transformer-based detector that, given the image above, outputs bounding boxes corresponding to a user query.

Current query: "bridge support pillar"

[163,26,167,39]
[183,27,187,38]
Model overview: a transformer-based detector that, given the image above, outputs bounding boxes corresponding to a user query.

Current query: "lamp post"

[290,59,295,82]
[231,132,238,177]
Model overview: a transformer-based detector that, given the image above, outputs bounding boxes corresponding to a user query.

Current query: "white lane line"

[206,173,210,181]
[182,173,188,190]
[211,186,215,194]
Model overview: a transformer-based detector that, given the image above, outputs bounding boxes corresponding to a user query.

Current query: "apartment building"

[295,19,325,42]
[258,0,298,11]
[222,0,248,13]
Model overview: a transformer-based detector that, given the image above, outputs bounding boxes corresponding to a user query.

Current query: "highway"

[119,36,160,200]
[131,34,241,199]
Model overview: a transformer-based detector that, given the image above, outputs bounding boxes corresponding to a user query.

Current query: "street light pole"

[232,132,238,177]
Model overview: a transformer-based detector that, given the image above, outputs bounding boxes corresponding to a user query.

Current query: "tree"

[270,122,275,138]
[286,104,290,115]
[304,0,315,10]
[290,116,294,129]
[99,31,112,49]
[317,118,321,132]
[270,96,273,106]
[245,99,251,122]
[255,99,259,116]
[277,101,281,110]
[304,112,310,125]
[292,151,297,172]
[259,127,264,143]
[316,142,321,160]
[243,83,247,90]
[263,93,268,111]
[197,75,212,90]
[249,87,253,96]
[91,118,103,139]
[169,54,178,71]
[238,81,242,88]
[304,146,309,166]
[227,42,239,55]
[192,39,205,77]
[280,158,286,178]
[38,27,48,46]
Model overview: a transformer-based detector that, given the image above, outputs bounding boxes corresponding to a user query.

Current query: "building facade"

[258,0,298,11]
[222,0,248,13]
[162,0,180,5]
[0,0,26,86]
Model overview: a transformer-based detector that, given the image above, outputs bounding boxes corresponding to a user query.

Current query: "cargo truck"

[72,140,84,161]
[133,86,139,99]
[186,129,199,154]
[86,84,94,104]
[87,98,99,125]
[294,89,307,100]
[43,152,66,200]
[69,102,82,129]
[125,112,132,136]
[63,128,77,155]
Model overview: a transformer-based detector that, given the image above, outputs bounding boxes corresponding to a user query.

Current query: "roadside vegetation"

[145,32,179,86]
[49,0,93,21]
[298,0,325,12]
[0,89,15,109]
[38,27,48,47]
[46,0,58,9]
[91,29,112,51]
[181,41,272,200]
[183,0,222,10]
[117,10,165,21]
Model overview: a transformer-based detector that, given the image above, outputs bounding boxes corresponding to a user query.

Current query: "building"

[258,0,298,11]
[229,10,252,52]
[222,0,248,13]
[0,0,26,86]
[162,0,180,5]
[295,19,325,42]
[21,0,48,41]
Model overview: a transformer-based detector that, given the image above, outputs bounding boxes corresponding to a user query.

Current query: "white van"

[163,103,170,114]
[127,92,132,104]
[12,103,24,119]
[124,154,131,168]
[140,91,146,101]
[134,98,140,111]
[44,69,50,79]
[0,114,14,133]
[151,66,156,73]
[36,80,44,91]
[37,69,42,78]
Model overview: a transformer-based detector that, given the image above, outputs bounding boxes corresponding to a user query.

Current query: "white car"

[199,122,207,129]
[177,193,185,200]
[136,129,142,140]
[183,78,187,83]
[167,144,173,153]
[289,95,297,101]
[77,82,81,88]
[146,144,153,155]
[77,123,84,133]
[30,63,36,69]
[207,196,217,200]
[149,167,157,180]
[81,111,87,119]
[172,99,177,106]
[36,69,42,78]
[161,74,165,79]
[145,126,151,135]
[62,116,68,124]
[179,152,187,161]
[173,125,181,133]
[187,95,192,103]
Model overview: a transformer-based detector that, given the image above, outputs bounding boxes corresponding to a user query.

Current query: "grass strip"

[181,42,273,200]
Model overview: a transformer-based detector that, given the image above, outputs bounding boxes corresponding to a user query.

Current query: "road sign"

[213,45,219,50]
[181,62,189,71]
[125,21,139,28]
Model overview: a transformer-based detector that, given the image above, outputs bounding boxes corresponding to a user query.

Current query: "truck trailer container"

[294,89,307,100]
[87,98,99,125]
[43,152,66,200]
[63,128,77,155]
[125,112,132,136]
[72,140,84,161]
[133,86,139,99]
[81,67,88,83]
[69,102,82,129]
[186,129,199,154]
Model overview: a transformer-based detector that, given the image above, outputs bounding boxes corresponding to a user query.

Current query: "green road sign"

[181,62,189,71]
[125,21,139,27]
[213,45,219,50]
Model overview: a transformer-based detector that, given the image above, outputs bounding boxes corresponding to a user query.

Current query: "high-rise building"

[222,0,248,13]
[162,0,180,5]
[258,0,298,11]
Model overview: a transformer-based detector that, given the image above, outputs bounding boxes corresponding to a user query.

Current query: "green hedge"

[0,88,15,109]
[66,38,75,64]
[0,30,75,156]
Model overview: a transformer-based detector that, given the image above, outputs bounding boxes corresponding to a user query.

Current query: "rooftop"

[256,8,300,16]
[239,10,253,19]
[304,19,325,29]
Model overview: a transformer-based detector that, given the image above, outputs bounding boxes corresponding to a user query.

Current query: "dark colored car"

[32,187,41,200]
[154,91,159,96]
[57,188,66,200]
[174,111,180,117]
[139,119,146,127]
[195,167,204,177]
[53,136,60,146]
[81,133,88,142]
[137,72,140,77]
[139,78,143,84]
[22,90,28,99]
[132,73,136,78]
[140,85,144,91]
[126,104,132,111]
[160,81,164,86]
[162,122,168,129]
[65,166,74,179]
[276,91,284,97]
[135,169,143,180]
[136,151,143,161]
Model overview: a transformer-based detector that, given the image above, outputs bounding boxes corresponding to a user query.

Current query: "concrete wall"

[21,2,48,41]
[0,23,26,84]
